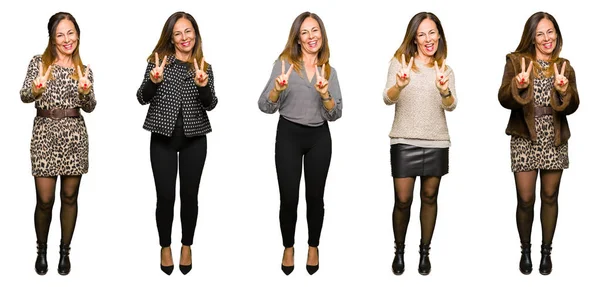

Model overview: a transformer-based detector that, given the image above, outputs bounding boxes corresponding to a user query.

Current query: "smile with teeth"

[63,43,73,50]
[308,40,317,48]
[181,41,191,47]
[425,43,434,52]
[543,42,552,49]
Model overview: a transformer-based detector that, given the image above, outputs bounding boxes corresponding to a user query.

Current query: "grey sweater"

[258,59,342,126]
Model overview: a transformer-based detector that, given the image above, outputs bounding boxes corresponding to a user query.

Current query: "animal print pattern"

[510,60,568,172]
[20,55,96,177]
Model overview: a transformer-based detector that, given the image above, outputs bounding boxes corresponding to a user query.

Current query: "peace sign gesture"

[515,57,533,89]
[32,61,52,96]
[434,59,450,92]
[314,64,328,95]
[396,54,414,89]
[274,60,294,92]
[77,65,92,95]
[553,62,569,94]
[150,52,167,84]
[194,57,208,87]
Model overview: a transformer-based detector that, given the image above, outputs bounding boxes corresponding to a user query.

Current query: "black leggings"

[150,129,207,247]
[275,116,332,248]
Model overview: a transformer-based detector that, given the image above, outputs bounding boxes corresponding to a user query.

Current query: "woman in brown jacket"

[498,11,579,276]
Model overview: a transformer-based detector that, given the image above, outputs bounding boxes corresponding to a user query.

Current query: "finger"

[200,57,205,71]
[561,62,566,76]
[434,60,439,74]
[155,52,159,67]
[441,59,446,73]
[408,57,414,71]
[194,58,199,71]
[281,60,285,75]
[315,65,321,79]
[38,61,44,78]
[521,57,525,72]
[401,54,407,67]
[161,56,168,69]
[286,63,294,77]
[77,66,83,78]
[553,63,559,78]
[44,64,52,79]
[526,60,533,75]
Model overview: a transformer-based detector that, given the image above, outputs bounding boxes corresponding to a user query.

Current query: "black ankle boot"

[35,242,48,275]
[391,244,405,275]
[418,244,431,275]
[519,243,532,275]
[539,244,553,275]
[57,243,71,275]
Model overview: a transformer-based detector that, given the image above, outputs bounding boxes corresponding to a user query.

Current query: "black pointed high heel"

[281,247,294,275]
[179,246,192,275]
[35,242,48,275]
[160,247,174,275]
[306,247,319,275]
[57,243,71,275]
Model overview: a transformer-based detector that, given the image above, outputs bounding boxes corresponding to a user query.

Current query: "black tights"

[514,170,562,245]
[392,176,441,246]
[34,175,81,246]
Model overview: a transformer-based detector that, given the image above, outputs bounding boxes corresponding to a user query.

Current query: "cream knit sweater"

[383,58,457,144]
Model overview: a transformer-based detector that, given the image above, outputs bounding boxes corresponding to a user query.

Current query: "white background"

[0,0,596,286]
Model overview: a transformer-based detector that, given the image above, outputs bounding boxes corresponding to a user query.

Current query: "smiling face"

[172,17,196,58]
[54,19,78,57]
[298,17,322,56]
[414,18,439,61]
[534,18,557,60]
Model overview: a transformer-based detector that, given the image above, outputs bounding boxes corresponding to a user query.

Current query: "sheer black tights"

[34,175,81,245]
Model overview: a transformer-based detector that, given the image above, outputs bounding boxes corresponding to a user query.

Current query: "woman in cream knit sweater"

[383,12,457,276]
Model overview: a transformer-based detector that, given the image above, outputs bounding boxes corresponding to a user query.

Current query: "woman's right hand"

[274,60,294,92]
[395,54,414,89]
[32,61,52,96]
[150,52,167,84]
[515,57,533,89]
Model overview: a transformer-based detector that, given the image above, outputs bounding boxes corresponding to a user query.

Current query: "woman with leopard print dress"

[20,12,96,276]
[498,12,579,276]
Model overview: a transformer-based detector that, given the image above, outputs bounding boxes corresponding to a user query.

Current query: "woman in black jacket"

[136,11,217,276]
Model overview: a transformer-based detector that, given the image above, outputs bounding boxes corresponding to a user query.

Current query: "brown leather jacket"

[498,53,579,146]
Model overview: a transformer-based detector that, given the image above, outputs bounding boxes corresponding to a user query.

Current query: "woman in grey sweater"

[258,11,342,276]
[383,12,457,276]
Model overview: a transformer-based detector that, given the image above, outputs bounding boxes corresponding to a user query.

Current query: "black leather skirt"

[390,144,449,178]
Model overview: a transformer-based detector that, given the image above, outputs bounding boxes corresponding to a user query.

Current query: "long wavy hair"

[147,11,208,71]
[393,12,447,72]
[278,11,331,79]
[41,12,84,79]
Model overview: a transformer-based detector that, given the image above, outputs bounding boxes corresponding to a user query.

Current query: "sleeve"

[197,65,218,111]
[79,66,96,113]
[550,60,579,115]
[320,67,343,121]
[441,67,457,111]
[258,59,284,114]
[20,55,41,103]
[383,58,400,105]
[136,61,157,105]
[498,55,534,109]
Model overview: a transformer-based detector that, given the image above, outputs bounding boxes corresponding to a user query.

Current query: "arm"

[383,58,403,105]
[79,67,96,113]
[136,62,158,105]
[20,56,41,103]
[258,60,284,114]
[440,67,457,111]
[197,65,218,111]
[498,55,533,109]
[550,60,579,115]
[320,67,343,121]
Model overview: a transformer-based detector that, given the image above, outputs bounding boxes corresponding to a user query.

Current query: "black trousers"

[150,128,207,247]
[275,116,332,248]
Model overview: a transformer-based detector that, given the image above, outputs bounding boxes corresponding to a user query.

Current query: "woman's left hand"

[314,64,329,97]
[77,65,92,95]
[553,62,569,94]
[194,57,208,87]
[434,59,450,93]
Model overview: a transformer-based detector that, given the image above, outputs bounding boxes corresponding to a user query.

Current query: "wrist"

[321,91,332,101]
[440,89,451,98]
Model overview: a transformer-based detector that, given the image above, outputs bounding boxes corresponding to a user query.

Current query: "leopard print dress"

[20,55,96,177]
[510,60,568,172]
